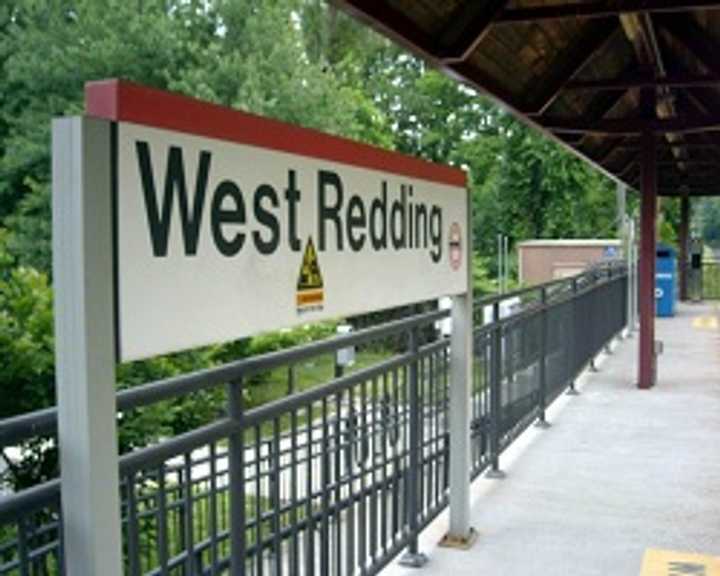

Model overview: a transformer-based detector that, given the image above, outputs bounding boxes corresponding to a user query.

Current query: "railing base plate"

[534,419,552,429]
[398,551,429,568]
[566,387,580,396]
[485,468,506,479]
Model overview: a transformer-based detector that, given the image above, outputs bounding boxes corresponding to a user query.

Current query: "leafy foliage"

[0,0,636,489]
[0,228,54,418]
[698,198,720,248]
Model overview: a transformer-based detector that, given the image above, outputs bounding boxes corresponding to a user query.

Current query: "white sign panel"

[102,84,468,360]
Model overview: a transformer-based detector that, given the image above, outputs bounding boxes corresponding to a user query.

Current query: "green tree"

[0,0,634,491]
[698,198,720,248]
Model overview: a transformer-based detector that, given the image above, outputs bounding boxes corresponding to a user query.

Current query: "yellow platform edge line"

[640,548,720,576]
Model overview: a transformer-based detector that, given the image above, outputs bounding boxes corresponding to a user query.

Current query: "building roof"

[518,239,622,248]
[332,1,720,197]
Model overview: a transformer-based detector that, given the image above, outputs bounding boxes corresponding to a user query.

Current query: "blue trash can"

[656,244,676,317]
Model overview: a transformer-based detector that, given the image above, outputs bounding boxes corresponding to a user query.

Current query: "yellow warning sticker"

[640,548,720,576]
[296,238,324,313]
[692,315,719,330]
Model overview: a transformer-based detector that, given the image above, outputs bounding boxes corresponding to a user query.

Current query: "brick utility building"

[518,239,622,285]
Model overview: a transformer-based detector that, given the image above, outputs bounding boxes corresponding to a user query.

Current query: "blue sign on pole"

[603,246,618,259]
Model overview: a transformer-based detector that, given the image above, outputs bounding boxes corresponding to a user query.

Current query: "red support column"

[679,194,690,301]
[638,130,656,389]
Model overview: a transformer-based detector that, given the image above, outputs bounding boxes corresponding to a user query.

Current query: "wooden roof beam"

[656,179,720,188]
[620,12,691,171]
[616,142,719,151]
[574,76,634,151]
[329,1,435,62]
[332,0,641,187]
[657,9,720,163]
[596,138,627,165]
[656,160,718,167]
[437,0,510,63]
[528,20,617,116]
[659,190,720,196]
[567,73,720,91]
[612,154,640,177]
[498,1,720,23]
[329,1,525,111]
[542,115,720,135]
[658,14,720,77]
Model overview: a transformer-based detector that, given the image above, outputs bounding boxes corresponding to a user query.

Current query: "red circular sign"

[449,222,462,270]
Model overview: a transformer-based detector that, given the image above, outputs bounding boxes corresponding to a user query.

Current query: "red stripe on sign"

[85,79,466,187]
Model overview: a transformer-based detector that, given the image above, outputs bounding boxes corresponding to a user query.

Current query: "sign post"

[52,117,123,576]
[442,195,475,548]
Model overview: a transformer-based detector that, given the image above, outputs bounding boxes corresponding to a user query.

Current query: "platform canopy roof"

[332,1,720,197]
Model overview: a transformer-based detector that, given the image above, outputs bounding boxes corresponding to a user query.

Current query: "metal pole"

[535,287,551,428]
[486,302,505,479]
[679,194,690,301]
[616,182,628,339]
[53,117,123,576]
[638,132,657,389]
[503,235,510,292]
[616,183,627,243]
[497,234,503,294]
[227,380,245,575]
[626,218,635,336]
[443,291,475,545]
[399,327,428,567]
[566,279,580,396]
[632,220,639,331]
[638,130,657,389]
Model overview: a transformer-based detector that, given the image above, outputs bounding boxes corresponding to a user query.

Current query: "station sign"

[86,80,468,361]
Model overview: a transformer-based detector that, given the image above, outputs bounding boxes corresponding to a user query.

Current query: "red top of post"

[85,79,467,188]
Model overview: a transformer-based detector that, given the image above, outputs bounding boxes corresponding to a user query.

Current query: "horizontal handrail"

[473,259,625,309]
[1,263,626,448]
[0,308,449,447]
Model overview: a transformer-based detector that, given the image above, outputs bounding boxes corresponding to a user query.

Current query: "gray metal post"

[616,182,627,246]
[503,235,510,292]
[497,234,503,294]
[52,117,123,576]
[626,218,635,337]
[486,301,505,479]
[399,327,428,567]
[567,279,580,396]
[227,380,245,575]
[440,292,475,546]
[535,288,551,429]
[632,221,639,330]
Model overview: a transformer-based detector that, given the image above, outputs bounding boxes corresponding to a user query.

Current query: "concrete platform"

[384,302,720,576]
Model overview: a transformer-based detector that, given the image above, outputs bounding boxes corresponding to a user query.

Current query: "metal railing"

[0,261,627,575]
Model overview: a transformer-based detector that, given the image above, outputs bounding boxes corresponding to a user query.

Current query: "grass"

[247,348,394,408]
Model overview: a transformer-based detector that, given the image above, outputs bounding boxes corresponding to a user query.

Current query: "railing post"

[567,279,580,396]
[227,379,245,576]
[630,225,639,331]
[535,288,551,429]
[604,272,615,354]
[399,326,428,567]
[486,301,506,479]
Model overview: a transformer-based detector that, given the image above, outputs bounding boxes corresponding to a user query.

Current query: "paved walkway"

[386,302,720,576]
